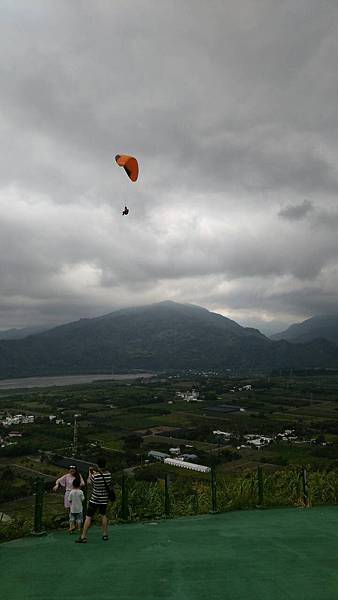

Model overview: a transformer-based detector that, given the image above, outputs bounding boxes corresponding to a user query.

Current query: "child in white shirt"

[68,477,85,533]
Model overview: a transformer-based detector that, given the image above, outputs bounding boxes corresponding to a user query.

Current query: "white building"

[213,430,232,439]
[176,389,202,402]
[164,458,211,473]
[0,414,35,426]
[169,447,181,456]
[245,435,272,448]
[148,450,170,462]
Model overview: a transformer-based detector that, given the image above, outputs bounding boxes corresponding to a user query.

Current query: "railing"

[30,465,312,529]
[1,465,334,542]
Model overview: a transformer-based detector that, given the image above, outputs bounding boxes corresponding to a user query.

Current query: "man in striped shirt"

[76,457,112,543]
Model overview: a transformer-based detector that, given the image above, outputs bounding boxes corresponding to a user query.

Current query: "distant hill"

[0,325,50,340]
[0,301,338,378]
[271,315,338,346]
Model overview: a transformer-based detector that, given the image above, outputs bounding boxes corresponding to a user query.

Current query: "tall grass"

[2,467,338,542]
[108,466,338,521]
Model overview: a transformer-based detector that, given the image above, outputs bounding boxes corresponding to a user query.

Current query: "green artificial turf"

[2,507,338,600]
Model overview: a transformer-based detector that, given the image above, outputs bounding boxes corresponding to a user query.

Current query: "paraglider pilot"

[115,154,138,216]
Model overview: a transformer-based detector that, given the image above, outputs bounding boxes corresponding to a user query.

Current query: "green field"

[2,371,338,524]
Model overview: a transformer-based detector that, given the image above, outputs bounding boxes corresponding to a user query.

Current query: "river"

[0,373,155,390]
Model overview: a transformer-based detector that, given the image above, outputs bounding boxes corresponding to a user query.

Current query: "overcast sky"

[1,0,338,334]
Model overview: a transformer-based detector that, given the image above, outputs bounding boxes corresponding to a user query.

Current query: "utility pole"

[73,413,80,456]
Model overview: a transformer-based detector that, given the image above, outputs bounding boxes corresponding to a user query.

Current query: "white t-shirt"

[68,489,84,513]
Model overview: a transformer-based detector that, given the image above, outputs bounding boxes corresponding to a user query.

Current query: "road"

[8,463,55,481]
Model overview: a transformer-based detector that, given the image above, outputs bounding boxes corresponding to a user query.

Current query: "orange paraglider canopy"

[115,154,139,182]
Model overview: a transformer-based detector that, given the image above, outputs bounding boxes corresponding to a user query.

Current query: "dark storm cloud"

[1,0,338,330]
[2,0,338,198]
[278,200,314,221]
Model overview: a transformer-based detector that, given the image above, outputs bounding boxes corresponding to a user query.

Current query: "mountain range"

[0,301,338,378]
[0,325,50,340]
[271,315,338,346]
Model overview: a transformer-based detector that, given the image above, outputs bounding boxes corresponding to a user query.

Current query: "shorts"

[86,502,108,517]
[69,511,83,524]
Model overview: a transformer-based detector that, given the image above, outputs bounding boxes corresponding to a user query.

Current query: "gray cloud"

[1,1,338,332]
[278,200,314,221]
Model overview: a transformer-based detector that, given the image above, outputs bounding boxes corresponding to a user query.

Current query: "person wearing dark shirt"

[76,457,112,544]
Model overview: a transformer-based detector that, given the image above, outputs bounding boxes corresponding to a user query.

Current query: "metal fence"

[29,465,315,535]
[2,465,334,541]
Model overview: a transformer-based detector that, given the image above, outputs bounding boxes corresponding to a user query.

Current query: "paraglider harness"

[122,206,129,216]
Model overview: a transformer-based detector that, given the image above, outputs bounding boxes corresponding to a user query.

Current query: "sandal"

[102,535,108,541]
[76,537,87,543]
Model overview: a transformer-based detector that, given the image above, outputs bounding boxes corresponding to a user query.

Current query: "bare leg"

[81,515,92,539]
[102,515,108,537]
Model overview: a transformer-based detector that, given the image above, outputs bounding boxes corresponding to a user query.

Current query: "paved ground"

[2,507,338,600]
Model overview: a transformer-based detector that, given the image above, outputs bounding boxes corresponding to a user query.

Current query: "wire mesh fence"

[1,465,338,542]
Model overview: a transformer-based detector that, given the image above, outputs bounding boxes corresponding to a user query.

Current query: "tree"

[0,466,15,481]
[123,434,142,450]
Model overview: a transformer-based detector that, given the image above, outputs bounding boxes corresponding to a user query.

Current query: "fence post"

[164,473,171,517]
[301,466,309,507]
[83,482,88,519]
[257,466,264,507]
[121,472,129,521]
[32,477,46,535]
[210,468,217,513]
